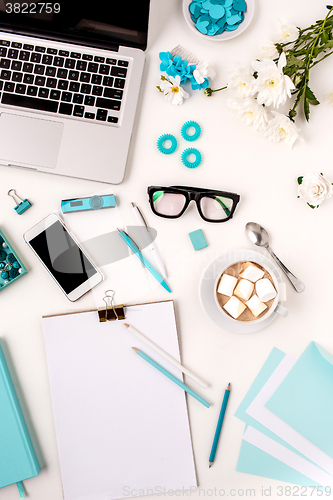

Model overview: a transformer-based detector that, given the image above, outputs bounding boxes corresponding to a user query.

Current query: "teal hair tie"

[157,134,178,154]
[181,148,202,169]
[181,121,201,142]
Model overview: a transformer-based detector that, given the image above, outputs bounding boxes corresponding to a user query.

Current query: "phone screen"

[29,220,97,294]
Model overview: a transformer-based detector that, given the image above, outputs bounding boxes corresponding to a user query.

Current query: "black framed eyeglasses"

[147,186,240,223]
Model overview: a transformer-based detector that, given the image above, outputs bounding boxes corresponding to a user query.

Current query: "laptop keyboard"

[0,39,129,124]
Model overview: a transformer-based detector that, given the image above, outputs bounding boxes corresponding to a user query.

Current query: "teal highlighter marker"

[117,229,171,293]
[209,383,231,467]
[133,348,210,408]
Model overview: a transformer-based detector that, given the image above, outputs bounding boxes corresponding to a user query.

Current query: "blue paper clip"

[8,189,32,215]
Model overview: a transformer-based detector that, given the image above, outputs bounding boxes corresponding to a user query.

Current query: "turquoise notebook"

[0,343,40,491]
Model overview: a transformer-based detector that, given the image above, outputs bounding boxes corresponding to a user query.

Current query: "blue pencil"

[132,348,210,408]
[209,383,231,467]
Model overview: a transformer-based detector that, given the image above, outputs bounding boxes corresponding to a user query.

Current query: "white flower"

[260,40,279,60]
[228,62,256,98]
[251,52,295,108]
[192,61,216,85]
[324,92,333,106]
[159,75,189,105]
[228,97,270,132]
[276,18,299,44]
[298,173,333,207]
[264,111,303,148]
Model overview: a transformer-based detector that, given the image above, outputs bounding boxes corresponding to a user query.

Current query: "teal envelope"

[235,347,320,486]
[266,341,333,459]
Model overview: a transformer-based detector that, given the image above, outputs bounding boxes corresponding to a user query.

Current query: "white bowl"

[182,0,255,41]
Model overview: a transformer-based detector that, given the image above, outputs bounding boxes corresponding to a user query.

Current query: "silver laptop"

[0,1,150,183]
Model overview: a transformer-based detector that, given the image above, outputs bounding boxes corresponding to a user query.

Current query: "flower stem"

[289,6,333,119]
[204,85,227,96]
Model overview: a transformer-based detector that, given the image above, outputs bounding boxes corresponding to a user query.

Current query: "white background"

[1,0,333,499]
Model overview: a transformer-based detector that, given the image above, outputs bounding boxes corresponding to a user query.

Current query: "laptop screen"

[0,1,150,51]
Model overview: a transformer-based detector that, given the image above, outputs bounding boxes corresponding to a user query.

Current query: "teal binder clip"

[8,189,32,215]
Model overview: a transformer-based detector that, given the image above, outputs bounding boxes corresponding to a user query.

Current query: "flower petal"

[278,51,287,72]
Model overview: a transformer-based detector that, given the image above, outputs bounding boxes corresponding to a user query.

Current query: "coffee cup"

[214,259,288,323]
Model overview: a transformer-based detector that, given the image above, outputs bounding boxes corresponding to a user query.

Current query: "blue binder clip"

[8,189,32,215]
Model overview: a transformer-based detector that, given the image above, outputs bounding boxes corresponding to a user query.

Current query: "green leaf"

[321,31,329,43]
[156,86,163,93]
[160,75,169,82]
[318,40,333,50]
[304,96,310,122]
[286,55,305,68]
[289,109,297,121]
[297,176,304,185]
[305,86,320,105]
[307,203,317,209]
[313,47,322,58]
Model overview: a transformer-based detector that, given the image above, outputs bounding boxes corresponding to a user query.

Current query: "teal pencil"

[209,383,231,467]
[132,348,211,408]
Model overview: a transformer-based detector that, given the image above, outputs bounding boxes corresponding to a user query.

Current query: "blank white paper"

[42,301,197,500]
[246,353,333,475]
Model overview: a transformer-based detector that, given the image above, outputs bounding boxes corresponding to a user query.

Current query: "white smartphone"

[24,213,102,301]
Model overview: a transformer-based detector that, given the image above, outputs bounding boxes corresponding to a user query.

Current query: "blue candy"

[188,0,246,36]
[209,4,225,19]
[227,14,242,25]
[196,19,210,34]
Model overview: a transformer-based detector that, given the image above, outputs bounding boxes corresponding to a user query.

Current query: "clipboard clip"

[98,290,125,322]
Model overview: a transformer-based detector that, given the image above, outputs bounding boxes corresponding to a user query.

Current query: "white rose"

[298,173,333,207]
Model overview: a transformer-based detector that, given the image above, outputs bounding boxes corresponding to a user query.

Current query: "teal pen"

[117,229,171,293]
[133,348,211,408]
[209,383,231,467]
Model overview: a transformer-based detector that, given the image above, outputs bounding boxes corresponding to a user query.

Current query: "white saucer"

[199,249,286,334]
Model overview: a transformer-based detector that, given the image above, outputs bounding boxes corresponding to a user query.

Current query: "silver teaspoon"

[246,222,305,293]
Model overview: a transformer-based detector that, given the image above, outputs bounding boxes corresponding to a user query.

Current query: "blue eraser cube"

[188,229,208,251]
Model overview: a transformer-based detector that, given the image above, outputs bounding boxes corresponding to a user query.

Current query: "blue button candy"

[188,0,247,36]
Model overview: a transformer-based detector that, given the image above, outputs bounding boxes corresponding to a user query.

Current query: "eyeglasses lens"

[200,196,234,221]
[152,191,187,216]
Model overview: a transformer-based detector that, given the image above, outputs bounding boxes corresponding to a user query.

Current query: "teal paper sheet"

[266,342,333,459]
[237,428,318,486]
[0,343,40,489]
[235,347,320,486]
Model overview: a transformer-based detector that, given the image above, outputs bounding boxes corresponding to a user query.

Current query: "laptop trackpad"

[0,113,64,169]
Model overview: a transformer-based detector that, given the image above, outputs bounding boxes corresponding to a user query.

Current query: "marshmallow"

[234,279,254,301]
[256,278,277,302]
[240,262,265,282]
[246,295,267,317]
[217,273,238,297]
[223,296,246,319]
